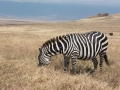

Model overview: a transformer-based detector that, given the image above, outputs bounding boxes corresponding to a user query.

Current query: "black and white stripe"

[38,31,109,74]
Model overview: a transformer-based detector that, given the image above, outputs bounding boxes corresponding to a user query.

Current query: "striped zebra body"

[64,32,107,59]
[38,31,109,74]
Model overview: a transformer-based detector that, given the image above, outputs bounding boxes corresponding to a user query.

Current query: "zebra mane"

[42,35,66,47]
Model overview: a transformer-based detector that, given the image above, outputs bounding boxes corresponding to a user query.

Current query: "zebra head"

[38,47,51,66]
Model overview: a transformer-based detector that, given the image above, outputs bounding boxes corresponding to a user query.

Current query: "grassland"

[0,14,120,90]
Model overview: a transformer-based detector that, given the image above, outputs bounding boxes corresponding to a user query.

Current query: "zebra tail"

[104,54,110,66]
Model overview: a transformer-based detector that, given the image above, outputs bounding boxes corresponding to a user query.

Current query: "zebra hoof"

[89,70,95,74]
[64,69,68,73]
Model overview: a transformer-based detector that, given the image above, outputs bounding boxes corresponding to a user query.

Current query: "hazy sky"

[0,0,120,21]
[1,0,120,5]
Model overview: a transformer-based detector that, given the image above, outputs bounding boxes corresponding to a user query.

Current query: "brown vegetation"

[109,32,113,36]
[0,13,120,90]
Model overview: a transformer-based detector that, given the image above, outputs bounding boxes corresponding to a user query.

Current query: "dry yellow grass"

[0,14,120,90]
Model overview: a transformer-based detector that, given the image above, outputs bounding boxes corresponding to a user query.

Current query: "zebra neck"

[56,41,64,54]
[54,44,63,54]
[49,35,67,55]
[49,43,62,56]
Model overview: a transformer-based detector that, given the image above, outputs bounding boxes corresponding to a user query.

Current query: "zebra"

[38,31,109,74]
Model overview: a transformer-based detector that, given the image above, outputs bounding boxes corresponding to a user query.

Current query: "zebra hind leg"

[91,57,98,73]
[104,53,109,66]
[99,53,104,71]
[64,56,70,72]
[99,53,109,71]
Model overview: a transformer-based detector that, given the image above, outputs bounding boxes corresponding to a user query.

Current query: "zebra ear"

[39,48,41,51]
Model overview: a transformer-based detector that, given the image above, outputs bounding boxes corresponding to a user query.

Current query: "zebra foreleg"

[71,59,77,74]
[64,56,70,72]
[92,57,98,73]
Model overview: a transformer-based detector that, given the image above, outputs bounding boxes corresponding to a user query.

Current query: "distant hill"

[88,13,109,18]
[0,12,120,25]
[80,12,120,20]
